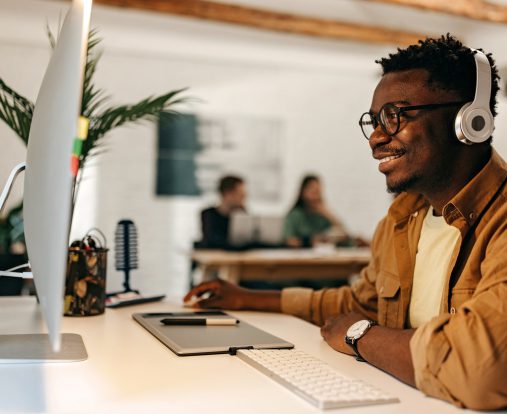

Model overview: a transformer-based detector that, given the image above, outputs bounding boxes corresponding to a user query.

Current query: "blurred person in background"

[284,175,367,247]
[198,175,246,249]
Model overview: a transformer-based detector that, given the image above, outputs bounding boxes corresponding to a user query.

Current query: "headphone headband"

[470,50,492,114]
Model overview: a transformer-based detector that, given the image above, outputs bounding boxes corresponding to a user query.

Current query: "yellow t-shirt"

[409,206,461,328]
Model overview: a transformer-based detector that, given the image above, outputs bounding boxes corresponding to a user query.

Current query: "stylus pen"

[160,318,239,326]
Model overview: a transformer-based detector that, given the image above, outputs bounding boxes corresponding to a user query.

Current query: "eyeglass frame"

[359,101,466,140]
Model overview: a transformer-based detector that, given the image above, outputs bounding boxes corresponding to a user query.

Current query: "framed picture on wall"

[157,113,284,202]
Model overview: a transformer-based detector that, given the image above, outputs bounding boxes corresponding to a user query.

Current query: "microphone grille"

[114,219,138,271]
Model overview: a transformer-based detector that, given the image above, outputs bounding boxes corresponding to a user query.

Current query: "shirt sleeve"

[280,267,378,326]
[201,209,214,245]
[201,209,227,248]
[283,209,300,240]
[410,232,507,410]
[280,219,384,326]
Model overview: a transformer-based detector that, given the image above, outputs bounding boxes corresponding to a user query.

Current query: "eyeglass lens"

[359,113,376,139]
[359,104,400,140]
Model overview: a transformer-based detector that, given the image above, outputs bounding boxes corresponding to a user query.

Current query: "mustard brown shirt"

[281,148,507,410]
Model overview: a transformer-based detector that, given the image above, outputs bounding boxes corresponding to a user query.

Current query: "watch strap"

[350,340,366,362]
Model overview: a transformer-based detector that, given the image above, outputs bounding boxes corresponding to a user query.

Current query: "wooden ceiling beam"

[365,0,507,24]
[88,0,428,45]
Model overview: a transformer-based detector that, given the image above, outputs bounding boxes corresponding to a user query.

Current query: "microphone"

[106,219,165,308]
[114,219,138,293]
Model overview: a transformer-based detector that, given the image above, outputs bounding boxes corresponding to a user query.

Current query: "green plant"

[0,28,188,197]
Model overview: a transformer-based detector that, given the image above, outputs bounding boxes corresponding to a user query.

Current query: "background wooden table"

[191,248,371,284]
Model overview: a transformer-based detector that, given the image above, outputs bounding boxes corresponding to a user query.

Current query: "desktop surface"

[0,296,498,414]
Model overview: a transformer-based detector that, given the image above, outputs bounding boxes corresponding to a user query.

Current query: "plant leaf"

[0,78,34,145]
[82,88,189,161]
[81,29,110,118]
[0,27,191,178]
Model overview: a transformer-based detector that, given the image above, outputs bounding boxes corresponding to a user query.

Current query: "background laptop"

[228,212,285,247]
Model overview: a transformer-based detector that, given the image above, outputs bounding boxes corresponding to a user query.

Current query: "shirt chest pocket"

[449,288,475,312]
[377,271,401,327]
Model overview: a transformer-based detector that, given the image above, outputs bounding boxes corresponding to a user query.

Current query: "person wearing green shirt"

[283,175,348,247]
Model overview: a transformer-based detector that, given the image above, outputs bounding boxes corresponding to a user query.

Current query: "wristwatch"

[345,319,377,362]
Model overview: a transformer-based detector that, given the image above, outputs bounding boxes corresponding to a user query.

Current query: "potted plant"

[0,27,188,202]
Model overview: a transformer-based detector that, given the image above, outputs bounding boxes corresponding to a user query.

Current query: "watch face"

[346,320,371,340]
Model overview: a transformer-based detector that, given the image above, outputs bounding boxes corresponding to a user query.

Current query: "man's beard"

[386,175,421,194]
[385,164,452,195]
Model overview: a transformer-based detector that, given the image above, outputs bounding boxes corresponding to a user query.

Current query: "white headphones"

[454,49,494,145]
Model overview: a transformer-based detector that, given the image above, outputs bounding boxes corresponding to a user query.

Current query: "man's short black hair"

[218,175,244,195]
[376,34,500,117]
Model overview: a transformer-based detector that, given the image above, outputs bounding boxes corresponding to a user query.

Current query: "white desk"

[0,297,494,414]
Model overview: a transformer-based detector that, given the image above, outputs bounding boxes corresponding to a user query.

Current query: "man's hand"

[320,312,367,355]
[183,279,282,312]
[183,279,250,310]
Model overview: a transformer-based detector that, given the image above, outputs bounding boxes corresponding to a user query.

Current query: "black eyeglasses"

[359,101,465,140]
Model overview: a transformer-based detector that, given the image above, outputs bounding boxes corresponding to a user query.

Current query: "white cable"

[0,271,33,279]
[0,162,26,215]
[6,262,31,272]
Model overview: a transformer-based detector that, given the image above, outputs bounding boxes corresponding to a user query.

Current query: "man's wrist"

[356,324,378,353]
[242,290,281,312]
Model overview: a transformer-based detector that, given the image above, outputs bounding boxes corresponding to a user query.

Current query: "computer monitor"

[0,0,91,362]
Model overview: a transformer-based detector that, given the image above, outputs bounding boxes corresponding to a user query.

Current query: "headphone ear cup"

[455,103,472,145]
[454,102,494,145]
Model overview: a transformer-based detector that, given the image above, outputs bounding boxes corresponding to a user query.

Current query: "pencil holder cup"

[64,228,108,316]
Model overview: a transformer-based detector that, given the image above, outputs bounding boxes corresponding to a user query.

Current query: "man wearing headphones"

[184,35,507,409]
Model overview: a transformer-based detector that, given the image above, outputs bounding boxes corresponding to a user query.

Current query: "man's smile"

[379,154,403,164]
[373,149,406,173]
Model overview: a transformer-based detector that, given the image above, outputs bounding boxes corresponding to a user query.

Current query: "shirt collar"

[388,148,507,226]
[443,148,507,227]
[388,192,428,224]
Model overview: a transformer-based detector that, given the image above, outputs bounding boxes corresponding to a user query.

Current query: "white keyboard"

[237,349,399,410]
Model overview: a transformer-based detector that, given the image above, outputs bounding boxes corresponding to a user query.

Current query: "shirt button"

[469,212,476,220]
[412,211,418,217]
[380,286,385,294]
[450,307,456,314]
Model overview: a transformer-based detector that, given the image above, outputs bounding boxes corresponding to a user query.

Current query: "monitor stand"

[0,334,87,363]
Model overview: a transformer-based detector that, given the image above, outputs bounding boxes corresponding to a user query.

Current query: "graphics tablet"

[133,311,294,356]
